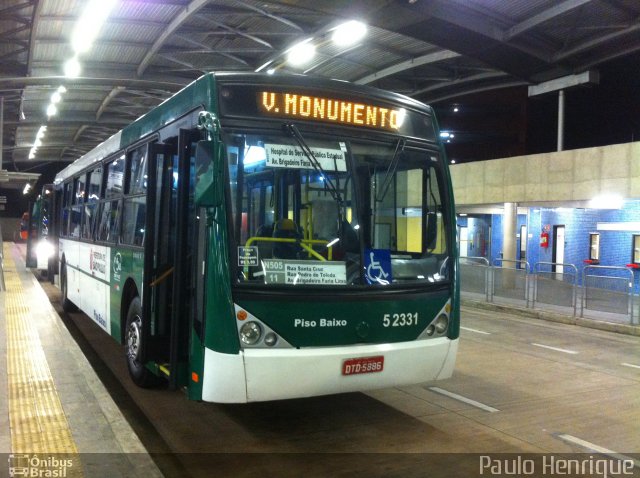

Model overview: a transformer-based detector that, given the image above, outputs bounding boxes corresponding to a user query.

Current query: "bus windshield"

[225,129,450,288]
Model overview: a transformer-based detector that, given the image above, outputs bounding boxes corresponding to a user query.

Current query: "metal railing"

[492,258,530,307]
[581,265,635,324]
[460,256,490,301]
[460,256,639,326]
[532,262,578,316]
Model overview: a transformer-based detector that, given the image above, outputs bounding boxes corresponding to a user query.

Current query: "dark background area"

[436,51,640,163]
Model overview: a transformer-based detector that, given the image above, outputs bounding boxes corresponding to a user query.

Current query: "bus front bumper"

[201,337,458,403]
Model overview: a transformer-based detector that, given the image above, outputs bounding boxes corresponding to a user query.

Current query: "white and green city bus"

[52,72,459,403]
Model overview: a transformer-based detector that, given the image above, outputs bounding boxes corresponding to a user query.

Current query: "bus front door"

[143,130,199,390]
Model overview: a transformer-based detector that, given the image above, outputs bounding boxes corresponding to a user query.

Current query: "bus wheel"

[125,297,161,388]
[60,263,78,312]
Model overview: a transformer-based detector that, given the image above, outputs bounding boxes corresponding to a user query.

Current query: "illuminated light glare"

[589,194,624,209]
[57,85,67,94]
[34,138,42,147]
[440,132,451,138]
[244,145,266,165]
[326,237,340,248]
[266,68,276,75]
[453,106,459,112]
[64,57,81,78]
[394,108,407,128]
[46,104,57,117]
[28,151,36,160]
[71,0,118,54]
[286,41,316,67]
[51,91,62,104]
[451,160,456,164]
[23,183,32,194]
[255,59,273,73]
[353,224,360,230]
[332,20,367,47]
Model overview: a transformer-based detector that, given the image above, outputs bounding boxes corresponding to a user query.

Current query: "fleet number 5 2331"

[383,312,418,327]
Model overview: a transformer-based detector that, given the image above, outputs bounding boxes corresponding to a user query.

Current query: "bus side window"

[122,197,145,246]
[70,206,82,238]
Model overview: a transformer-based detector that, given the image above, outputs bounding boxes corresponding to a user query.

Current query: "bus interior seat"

[272,218,302,259]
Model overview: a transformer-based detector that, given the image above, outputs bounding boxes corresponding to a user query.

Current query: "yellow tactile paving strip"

[3,243,81,462]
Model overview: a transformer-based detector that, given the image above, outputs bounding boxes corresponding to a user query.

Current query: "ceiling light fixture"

[286,40,316,67]
[332,20,367,47]
[71,0,118,54]
[64,57,81,78]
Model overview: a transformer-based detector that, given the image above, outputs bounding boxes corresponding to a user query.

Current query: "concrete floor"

[39,279,640,477]
[3,238,639,477]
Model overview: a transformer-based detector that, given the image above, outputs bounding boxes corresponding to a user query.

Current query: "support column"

[503,202,518,264]
[502,202,518,290]
[557,89,565,152]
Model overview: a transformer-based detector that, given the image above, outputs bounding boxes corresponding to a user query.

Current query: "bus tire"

[125,297,161,388]
[60,263,78,312]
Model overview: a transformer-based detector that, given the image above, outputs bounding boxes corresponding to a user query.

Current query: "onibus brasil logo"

[8,454,74,477]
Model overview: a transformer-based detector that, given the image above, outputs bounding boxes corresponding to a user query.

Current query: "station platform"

[0,242,161,477]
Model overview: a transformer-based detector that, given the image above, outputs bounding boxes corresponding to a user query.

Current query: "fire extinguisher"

[540,232,549,248]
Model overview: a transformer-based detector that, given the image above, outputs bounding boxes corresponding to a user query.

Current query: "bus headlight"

[434,314,449,335]
[264,332,278,347]
[36,240,55,258]
[239,321,262,345]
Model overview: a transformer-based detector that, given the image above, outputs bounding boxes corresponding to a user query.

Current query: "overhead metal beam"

[137,0,210,77]
[527,70,599,96]
[233,0,303,32]
[0,75,184,91]
[198,17,273,49]
[355,51,461,85]
[96,86,126,120]
[553,22,640,60]
[173,34,250,66]
[504,0,593,40]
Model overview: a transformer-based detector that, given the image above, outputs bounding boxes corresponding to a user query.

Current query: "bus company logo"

[8,453,74,477]
[113,252,122,282]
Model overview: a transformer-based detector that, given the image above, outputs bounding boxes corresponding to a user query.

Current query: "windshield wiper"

[376,137,406,202]
[284,123,343,207]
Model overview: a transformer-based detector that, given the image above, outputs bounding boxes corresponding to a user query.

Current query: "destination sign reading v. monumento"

[258,91,406,132]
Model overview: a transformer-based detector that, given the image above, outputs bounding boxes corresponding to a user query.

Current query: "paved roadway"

[39,280,640,478]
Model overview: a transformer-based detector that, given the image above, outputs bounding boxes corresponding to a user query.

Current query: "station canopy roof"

[1,0,639,168]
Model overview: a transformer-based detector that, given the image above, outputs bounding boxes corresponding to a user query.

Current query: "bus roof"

[55,72,435,185]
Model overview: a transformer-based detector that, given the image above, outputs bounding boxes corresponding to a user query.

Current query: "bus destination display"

[258,91,406,132]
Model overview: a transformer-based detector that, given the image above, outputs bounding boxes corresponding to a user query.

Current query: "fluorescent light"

[57,85,67,94]
[286,40,316,67]
[51,91,62,104]
[64,57,81,78]
[332,21,367,47]
[589,194,623,209]
[72,0,118,54]
[46,103,57,117]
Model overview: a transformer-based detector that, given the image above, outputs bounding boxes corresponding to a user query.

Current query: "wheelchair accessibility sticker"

[364,249,392,284]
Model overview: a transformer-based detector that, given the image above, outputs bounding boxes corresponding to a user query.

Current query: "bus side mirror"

[195,140,221,206]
